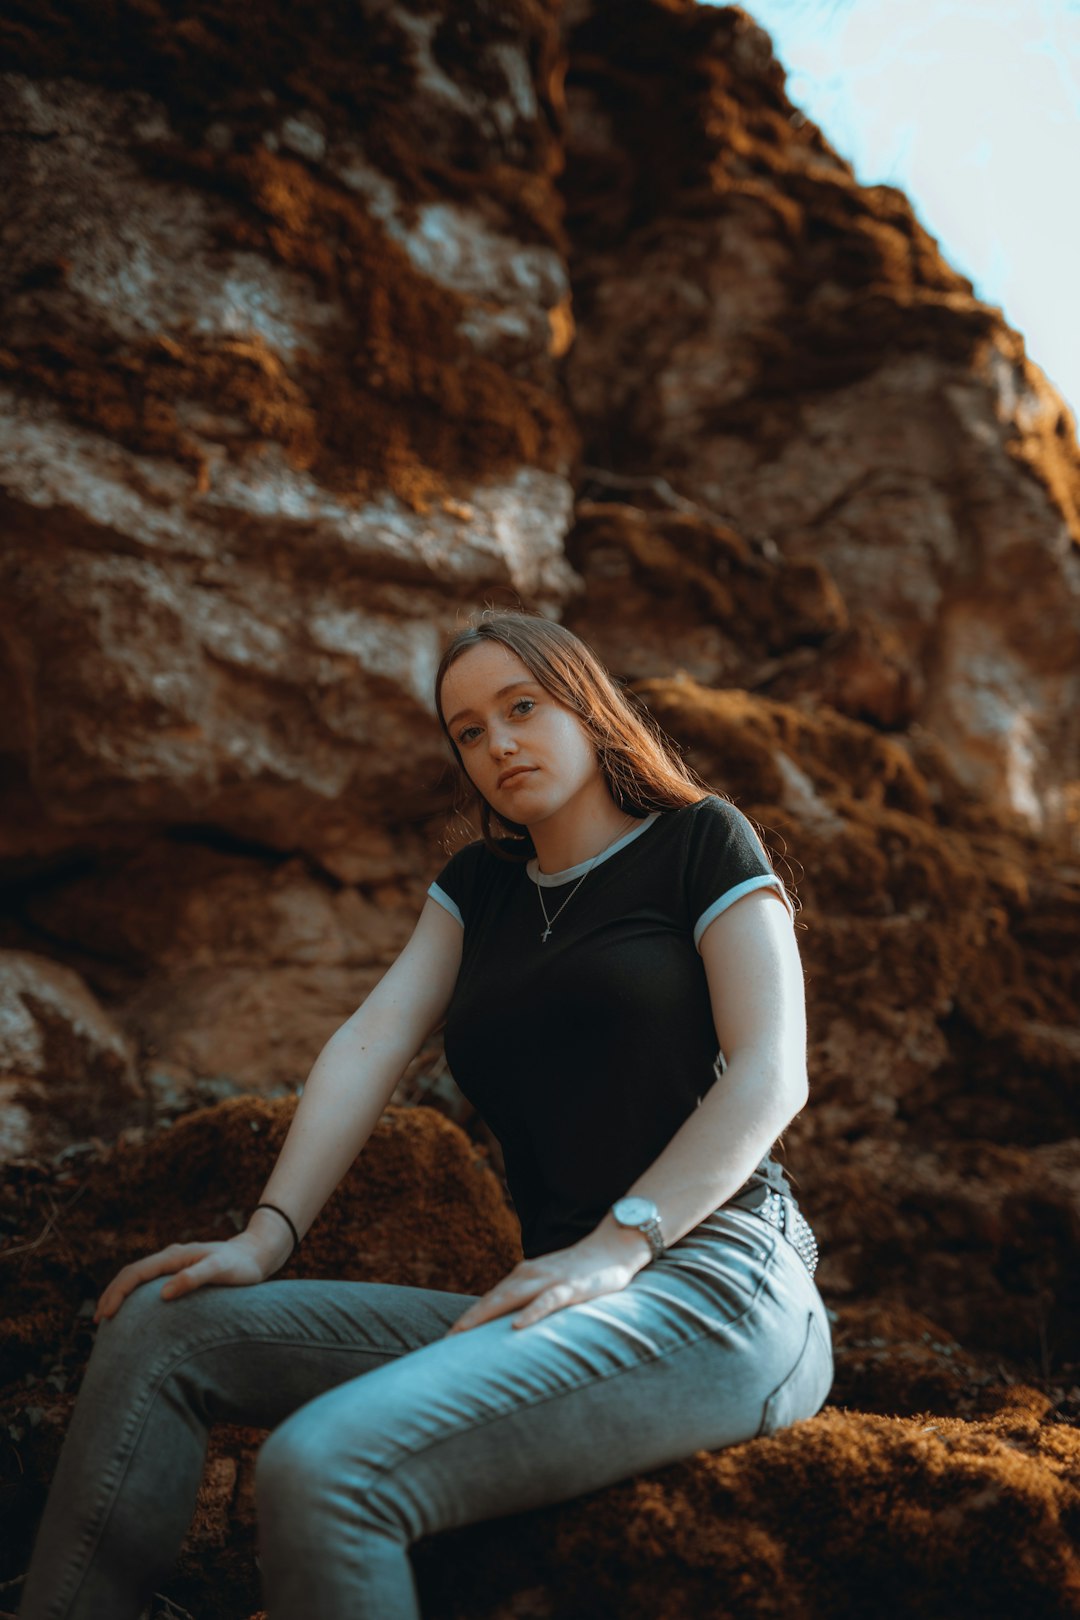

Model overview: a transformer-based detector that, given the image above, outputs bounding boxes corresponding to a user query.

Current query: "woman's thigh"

[254,1207,834,1543]
[87,1269,484,1430]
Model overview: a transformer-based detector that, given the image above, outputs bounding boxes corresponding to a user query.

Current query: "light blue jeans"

[18,1199,833,1620]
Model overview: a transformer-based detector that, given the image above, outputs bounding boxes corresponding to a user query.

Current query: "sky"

[737,0,1080,419]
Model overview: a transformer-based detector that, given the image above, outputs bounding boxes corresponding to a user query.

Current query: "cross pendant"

[541,926,552,942]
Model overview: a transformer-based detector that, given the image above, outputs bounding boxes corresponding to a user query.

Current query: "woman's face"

[439,641,604,823]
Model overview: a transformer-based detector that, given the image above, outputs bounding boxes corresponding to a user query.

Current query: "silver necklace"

[534,816,636,943]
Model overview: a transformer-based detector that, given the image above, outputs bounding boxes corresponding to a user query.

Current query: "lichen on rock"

[1,0,1080,1615]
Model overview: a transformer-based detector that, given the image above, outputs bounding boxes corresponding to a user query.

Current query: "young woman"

[19,611,833,1620]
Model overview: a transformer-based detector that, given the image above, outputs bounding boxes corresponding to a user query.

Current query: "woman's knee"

[255,1401,410,1538]
[255,1405,345,1512]
[92,1280,253,1394]
[95,1278,182,1358]
[99,1278,228,1346]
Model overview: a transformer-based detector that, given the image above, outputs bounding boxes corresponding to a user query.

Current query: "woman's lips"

[498,767,536,788]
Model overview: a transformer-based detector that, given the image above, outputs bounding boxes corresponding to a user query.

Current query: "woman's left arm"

[446,889,808,1334]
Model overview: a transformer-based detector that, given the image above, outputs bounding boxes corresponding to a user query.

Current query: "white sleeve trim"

[427,882,464,928]
[694,876,795,950]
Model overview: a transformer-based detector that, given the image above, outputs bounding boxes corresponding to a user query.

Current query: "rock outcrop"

[560,1,1080,842]
[1,1,1079,1616]
[0,0,579,872]
[0,949,145,1160]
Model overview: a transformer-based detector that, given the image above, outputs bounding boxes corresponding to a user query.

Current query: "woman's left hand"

[445,1228,652,1334]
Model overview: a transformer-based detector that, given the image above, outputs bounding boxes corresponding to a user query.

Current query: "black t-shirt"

[428,795,797,1258]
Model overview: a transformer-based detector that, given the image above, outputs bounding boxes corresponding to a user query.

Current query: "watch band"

[636,1215,665,1261]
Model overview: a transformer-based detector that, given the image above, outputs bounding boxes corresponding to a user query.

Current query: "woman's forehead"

[441,641,533,704]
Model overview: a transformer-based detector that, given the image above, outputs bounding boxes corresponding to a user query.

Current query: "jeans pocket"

[756,1310,833,1438]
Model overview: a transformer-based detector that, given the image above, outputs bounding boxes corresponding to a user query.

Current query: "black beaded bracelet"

[251,1202,300,1259]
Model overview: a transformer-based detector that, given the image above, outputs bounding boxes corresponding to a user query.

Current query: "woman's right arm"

[94,896,464,1320]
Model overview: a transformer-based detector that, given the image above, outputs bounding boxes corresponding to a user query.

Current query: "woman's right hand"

[93,1221,291,1323]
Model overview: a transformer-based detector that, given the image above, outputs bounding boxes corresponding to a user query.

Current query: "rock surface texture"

[0,0,579,870]
[561,2,1080,839]
[1,1,1079,1617]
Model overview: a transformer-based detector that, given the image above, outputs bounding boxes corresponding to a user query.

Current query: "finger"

[94,1246,213,1321]
[446,1277,549,1334]
[158,1254,224,1301]
[107,1244,210,1294]
[445,1298,507,1334]
[95,1247,201,1314]
[512,1282,579,1329]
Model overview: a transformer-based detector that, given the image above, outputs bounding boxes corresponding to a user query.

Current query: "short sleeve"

[426,840,485,930]
[684,798,795,950]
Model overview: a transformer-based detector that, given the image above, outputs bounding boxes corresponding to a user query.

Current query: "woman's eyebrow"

[446,680,537,730]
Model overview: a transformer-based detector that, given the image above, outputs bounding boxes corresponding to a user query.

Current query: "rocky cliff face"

[559,1,1080,836]
[0,0,579,872]
[2,2,1079,1615]
[0,0,582,1150]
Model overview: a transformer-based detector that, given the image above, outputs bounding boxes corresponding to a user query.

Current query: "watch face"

[613,1196,659,1226]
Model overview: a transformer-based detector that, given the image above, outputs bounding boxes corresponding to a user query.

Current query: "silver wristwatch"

[610,1196,665,1260]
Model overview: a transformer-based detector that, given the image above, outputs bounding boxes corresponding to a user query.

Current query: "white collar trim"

[526,812,661,887]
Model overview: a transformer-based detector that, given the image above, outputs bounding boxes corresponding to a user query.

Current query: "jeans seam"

[355,1232,783,1483]
[54,1330,412,1620]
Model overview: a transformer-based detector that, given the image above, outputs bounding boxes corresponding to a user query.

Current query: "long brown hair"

[434,610,715,858]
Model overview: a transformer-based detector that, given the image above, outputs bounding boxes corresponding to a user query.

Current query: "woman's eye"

[456,698,534,745]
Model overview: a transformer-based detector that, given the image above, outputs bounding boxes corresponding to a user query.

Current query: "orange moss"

[111,1096,517,1286]
[636,674,935,823]
[0,333,320,491]
[636,670,1077,1027]
[1,141,577,508]
[568,499,847,652]
[3,1,578,508]
[829,1300,1042,1422]
[412,1406,1080,1619]
[0,0,566,245]
[4,1099,1078,1620]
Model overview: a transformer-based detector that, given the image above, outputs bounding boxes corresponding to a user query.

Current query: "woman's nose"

[488,725,517,758]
